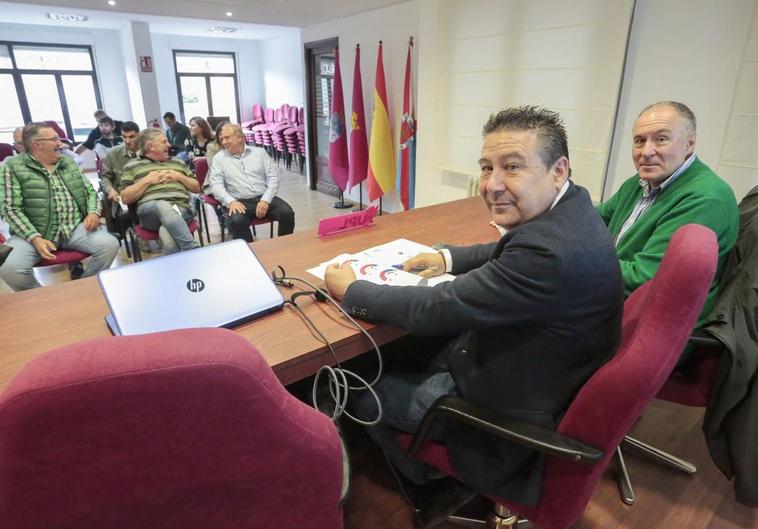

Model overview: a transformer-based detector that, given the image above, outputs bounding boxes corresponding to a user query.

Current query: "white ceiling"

[0,0,409,37]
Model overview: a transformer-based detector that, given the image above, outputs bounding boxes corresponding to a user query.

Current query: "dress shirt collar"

[638,154,697,198]
[550,180,570,211]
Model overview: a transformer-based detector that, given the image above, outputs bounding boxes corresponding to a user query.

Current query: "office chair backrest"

[0,328,345,529]
[194,156,209,187]
[510,224,718,529]
[0,143,13,162]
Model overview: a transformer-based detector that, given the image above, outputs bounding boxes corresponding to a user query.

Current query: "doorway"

[304,37,339,196]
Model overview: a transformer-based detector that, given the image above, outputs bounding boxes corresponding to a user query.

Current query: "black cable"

[272,266,383,426]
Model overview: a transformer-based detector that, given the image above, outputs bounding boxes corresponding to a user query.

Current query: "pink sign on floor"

[318,206,378,237]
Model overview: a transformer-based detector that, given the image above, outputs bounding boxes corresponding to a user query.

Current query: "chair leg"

[616,446,635,505]
[127,228,142,262]
[488,505,519,528]
[622,436,697,474]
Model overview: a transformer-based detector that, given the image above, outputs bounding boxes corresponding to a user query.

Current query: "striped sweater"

[119,156,196,207]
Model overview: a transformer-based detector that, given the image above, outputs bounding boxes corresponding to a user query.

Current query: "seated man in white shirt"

[208,124,295,242]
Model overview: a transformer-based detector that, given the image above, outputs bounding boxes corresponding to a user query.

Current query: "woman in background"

[185,116,213,162]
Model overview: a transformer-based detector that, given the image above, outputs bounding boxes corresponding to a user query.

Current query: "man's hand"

[143,170,164,185]
[402,251,446,278]
[325,262,357,300]
[107,189,119,202]
[228,200,246,215]
[160,169,185,182]
[31,237,57,260]
[256,200,270,218]
[83,213,101,231]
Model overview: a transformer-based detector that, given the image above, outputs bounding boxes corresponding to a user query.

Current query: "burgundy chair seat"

[134,220,199,241]
[202,194,221,207]
[37,250,90,267]
[0,328,345,529]
[0,143,14,163]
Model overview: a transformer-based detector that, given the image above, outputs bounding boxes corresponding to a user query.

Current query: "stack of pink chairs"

[251,107,275,146]
[241,104,264,143]
[296,107,306,172]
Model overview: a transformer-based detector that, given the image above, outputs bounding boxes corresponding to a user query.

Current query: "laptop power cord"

[271,266,383,426]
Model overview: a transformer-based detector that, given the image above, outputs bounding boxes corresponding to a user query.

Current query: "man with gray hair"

[209,123,295,241]
[0,122,119,290]
[119,128,200,254]
[597,101,738,339]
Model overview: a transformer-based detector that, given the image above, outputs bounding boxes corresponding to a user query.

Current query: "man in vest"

[0,122,119,291]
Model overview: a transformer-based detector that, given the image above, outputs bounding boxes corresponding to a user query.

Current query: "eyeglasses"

[35,137,60,143]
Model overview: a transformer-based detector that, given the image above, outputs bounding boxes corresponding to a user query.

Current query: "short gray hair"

[140,128,166,154]
[220,123,244,139]
[22,122,55,153]
[638,101,697,134]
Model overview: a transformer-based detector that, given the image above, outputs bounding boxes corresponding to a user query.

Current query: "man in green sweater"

[120,128,200,255]
[597,101,738,333]
[0,122,119,290]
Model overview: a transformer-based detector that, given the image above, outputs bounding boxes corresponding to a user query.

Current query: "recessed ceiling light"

[107,0,116,6]
[225,11,233,17]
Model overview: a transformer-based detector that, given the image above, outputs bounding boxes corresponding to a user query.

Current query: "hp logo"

[186,278,205,293]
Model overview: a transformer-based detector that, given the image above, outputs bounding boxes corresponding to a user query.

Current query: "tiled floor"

[0,164,341,295]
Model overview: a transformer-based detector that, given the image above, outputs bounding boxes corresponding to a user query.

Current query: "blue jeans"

[137,200,199,255]
[353,362,457,484]
[0,224,119,291]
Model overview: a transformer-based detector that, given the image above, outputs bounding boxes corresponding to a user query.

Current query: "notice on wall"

[139,55,153,73]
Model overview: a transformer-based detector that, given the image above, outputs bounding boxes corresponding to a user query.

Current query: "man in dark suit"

[324,106,624,506]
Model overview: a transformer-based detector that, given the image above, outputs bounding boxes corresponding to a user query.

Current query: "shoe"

[414,477,478,528]
[69,262,84,280]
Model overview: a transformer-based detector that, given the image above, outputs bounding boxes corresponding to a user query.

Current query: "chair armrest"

[688,329,722,348]
[408,395,603,464]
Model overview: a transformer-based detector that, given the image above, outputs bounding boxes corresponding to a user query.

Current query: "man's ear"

[551,157,570,188]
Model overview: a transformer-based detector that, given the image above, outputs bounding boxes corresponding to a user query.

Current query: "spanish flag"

[367,41,395,202]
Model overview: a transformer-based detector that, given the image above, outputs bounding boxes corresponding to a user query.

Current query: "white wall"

[301,1,420,212]
[0,22,132,122]
[150,33,266,123]
[261,33,305,108]
[605,0,757,201]
[415,0,634,206]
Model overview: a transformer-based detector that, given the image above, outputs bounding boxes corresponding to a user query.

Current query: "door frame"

[303,37,338,191]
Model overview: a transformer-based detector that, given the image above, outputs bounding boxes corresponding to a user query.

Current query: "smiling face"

[29,126,62,166]
[632,105,695,186]
[478,129,569,229]
[219,125,246,156]
[145,132,170,162]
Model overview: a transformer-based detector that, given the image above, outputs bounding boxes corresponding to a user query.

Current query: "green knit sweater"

[597,157,739,325]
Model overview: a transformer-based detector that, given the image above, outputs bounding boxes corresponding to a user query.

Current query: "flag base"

[333,193,353,209]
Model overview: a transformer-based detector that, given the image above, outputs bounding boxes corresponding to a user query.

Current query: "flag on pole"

[348,44,369,192]
[328,46,349,192]
[397,36,416,210]
[367,41,396,202]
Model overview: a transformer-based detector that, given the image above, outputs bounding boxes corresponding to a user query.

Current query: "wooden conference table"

[0,197,499,392]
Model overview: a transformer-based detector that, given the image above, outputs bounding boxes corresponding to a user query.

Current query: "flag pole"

[333,190,352,209]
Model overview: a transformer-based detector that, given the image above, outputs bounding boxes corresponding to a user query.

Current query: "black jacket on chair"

[703,185,758,507]
[342,182,623,505]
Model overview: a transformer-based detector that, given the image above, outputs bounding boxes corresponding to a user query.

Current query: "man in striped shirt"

[0,122,119,291]
[120,128,200,255]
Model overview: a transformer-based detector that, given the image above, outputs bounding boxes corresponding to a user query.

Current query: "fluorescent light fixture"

[225,11,233,17]
[47,12,88,22]
[209,26,239,33]
[108,0,116,6]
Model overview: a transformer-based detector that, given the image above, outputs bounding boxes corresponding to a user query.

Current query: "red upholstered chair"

[0,328,347,529]
[124,205,201,262]
[397,224,718,528]
[0,143,14,163]
[36,249,91,268]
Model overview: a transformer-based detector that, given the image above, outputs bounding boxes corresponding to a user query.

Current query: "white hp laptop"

[97,239,284,336]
